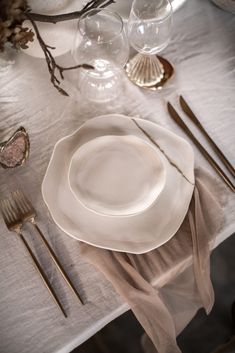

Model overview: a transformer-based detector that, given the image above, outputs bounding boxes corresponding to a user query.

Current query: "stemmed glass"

[72,9,129,102]
[126,0,173,88]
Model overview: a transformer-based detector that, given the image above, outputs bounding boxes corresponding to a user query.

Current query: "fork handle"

[31,221,84,305]
[19,232,67,318]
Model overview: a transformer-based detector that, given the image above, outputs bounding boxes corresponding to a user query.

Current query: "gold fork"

[12,190,84,305]
[0,196,67,317]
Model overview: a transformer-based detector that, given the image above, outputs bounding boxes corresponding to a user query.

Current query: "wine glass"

[72,9,129,103]
[126,0,173,88]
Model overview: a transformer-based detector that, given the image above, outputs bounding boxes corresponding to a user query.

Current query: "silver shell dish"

[0,127,30,168]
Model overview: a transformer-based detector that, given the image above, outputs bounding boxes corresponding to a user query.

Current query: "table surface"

[0,0,235,353]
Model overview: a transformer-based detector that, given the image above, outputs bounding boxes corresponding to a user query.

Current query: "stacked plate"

[42,114,195,254]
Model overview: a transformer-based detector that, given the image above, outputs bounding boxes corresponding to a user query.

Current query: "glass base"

[80,62,123,103]
[125,53,165,87]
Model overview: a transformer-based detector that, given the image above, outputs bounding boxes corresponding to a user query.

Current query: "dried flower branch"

[27,16,93,96]
[0,0,116,96]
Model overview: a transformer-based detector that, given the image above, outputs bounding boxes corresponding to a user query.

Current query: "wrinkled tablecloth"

[0,0,235,352]
[81,169,224,353]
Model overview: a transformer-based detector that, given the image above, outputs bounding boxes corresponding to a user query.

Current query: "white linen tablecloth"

[0,0,235,352]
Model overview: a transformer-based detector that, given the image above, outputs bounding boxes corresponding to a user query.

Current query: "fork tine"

[13,190,28,213]
[0,199,10,225]
[0,197,18,225]
[15,190,32,212]
[7,197,19,221]
[4,199,14,223]
[12,191,23,214]
[4,199,13,222]
[21,191,35,212]
[14,190,24,209]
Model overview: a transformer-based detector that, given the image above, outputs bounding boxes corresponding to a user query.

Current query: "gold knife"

[179,95,235,178]
[167,102,235,193]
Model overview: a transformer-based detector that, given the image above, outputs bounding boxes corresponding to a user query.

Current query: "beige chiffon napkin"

[80,168,224,353]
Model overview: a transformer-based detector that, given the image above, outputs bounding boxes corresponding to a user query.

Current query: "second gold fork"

[12,190,84,305]
[0,197,67,318]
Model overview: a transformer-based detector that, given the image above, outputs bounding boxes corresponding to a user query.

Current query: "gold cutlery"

[179,95,235,178]
[12,190,84,305]
[167,102,235,193]
[0,196,67,317]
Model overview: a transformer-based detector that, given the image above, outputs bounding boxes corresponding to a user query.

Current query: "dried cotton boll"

[0,0,34,51]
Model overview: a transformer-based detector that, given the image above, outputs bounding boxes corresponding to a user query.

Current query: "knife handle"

[179,95,235,178]
[167,102,235,193]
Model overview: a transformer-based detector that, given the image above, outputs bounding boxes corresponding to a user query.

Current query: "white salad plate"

[42,114,195,254]
[68,135,166,217]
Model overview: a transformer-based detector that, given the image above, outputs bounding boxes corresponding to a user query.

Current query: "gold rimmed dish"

[42,114,195,254]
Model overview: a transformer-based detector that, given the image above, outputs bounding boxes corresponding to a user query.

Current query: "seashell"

[0,127,30,169]
[125,53,165,87]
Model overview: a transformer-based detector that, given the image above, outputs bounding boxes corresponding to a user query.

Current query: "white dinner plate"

[42,114,195,254]
[68,135,166,217]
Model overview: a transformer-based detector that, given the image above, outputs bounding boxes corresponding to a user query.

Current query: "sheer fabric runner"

[80,169,224,353]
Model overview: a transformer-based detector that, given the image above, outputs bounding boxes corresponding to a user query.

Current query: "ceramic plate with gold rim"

[42,114,194,254]
[68,135,166,217]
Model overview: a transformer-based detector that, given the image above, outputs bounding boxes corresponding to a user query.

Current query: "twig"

[27,15,93,96]
[24,0,115,96]
[27,0,115,23]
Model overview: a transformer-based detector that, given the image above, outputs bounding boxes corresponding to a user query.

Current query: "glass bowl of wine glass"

[72,9,129,103]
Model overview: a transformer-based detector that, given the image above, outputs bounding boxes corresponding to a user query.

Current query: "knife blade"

[167,102,235,192]
[179,95,235,178]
